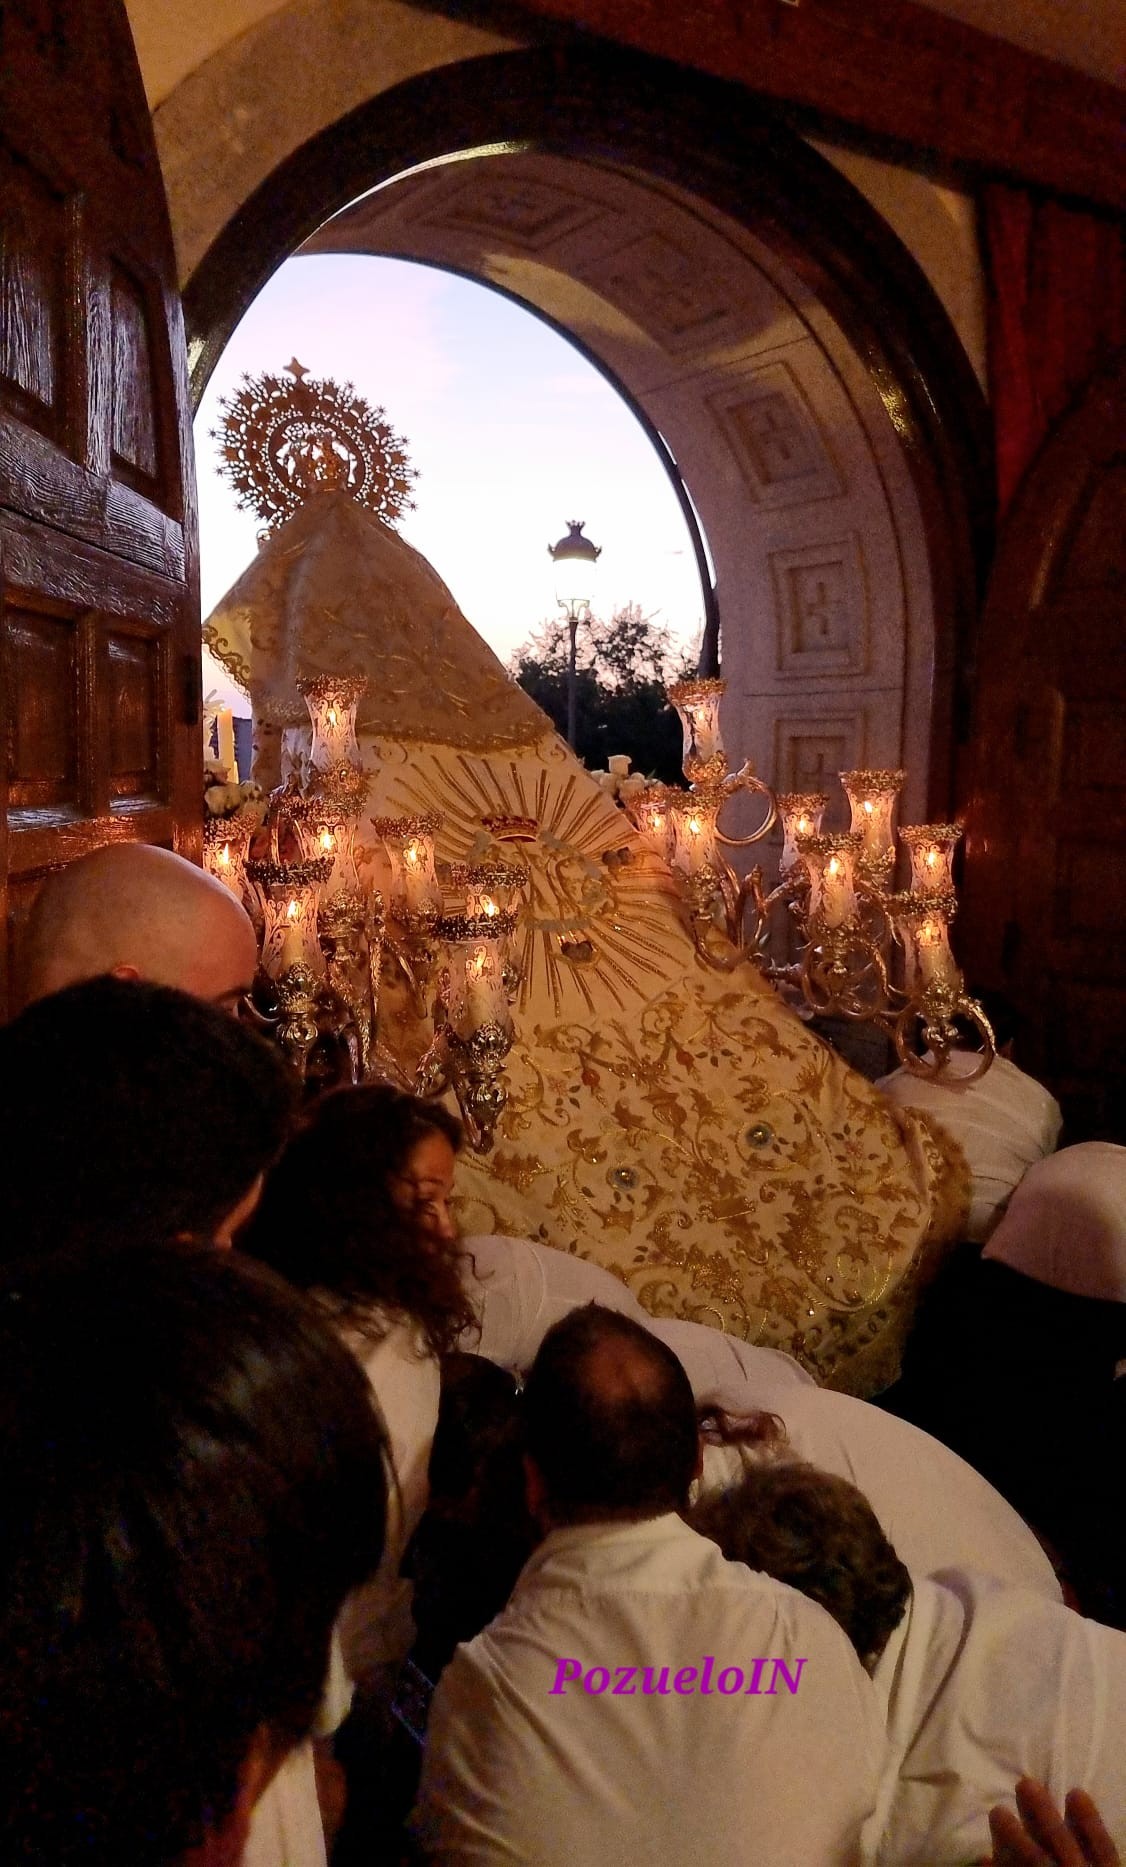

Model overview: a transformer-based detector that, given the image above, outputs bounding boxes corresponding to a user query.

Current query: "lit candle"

[372,814,443,920]
[465,943,500,1026]
[438,912,516,1039]
[247,857,331,979]
[799,833,861,930]
[896,898,961,994]
[840,769,905,872]
[297,674,367,772]
[900,823,962,899]
[777,792,828,875]
[449,862,529,922]
[402,839,426,911]
[279,898,304,972]
[624,782,673,857]
[203,811,257,900]
[289,765,368,902]
[670,791,722,878]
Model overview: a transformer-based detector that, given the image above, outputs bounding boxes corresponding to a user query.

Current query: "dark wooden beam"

[479,0,1125,211]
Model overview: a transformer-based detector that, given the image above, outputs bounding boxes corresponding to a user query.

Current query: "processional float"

[203,362,974,1393]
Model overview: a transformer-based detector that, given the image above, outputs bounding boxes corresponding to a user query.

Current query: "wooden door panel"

[102,623,165,805]
[0,0,200,1014]
[960,357,1126,1138]
[0,141,71,439]
[4,599,82,814]
[2,511,185,820]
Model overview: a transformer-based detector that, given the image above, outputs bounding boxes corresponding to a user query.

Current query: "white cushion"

[982,1142,1126,1303]
[877,1052,1062,1241]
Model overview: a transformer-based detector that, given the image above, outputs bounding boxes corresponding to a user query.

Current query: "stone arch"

[167,17,990,819]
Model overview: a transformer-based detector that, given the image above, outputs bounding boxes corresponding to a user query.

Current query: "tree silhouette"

[511,603,696,782]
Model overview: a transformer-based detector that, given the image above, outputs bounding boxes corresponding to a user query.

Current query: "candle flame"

[797,816,810,835]
[687,816,702,836]
[319,829,335,852]
[285,898,300,921]
[326,707,339,728]
[863,799,873,815]
[404,842,420,866]
[481,896,498,917]
[828,856,841,877]
[926,848,939,868]
[218,843,231,868]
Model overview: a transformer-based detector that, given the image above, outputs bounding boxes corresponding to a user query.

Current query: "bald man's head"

[523,1305,700,1524]
[22,844,258,1013]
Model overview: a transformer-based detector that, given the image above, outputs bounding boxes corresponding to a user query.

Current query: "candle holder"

[890,891,994,1078]
[372,812,443,918]
[668,677,728,784]
[623,780,675,858]
[896,896,959,994]
[247,856,332,980]
[776,792,829,877]
[447,860,529,921]
[447,861,529,999]
[373,813,444,1016]
[439,911,516,1038]
[203,806,258,902]
[669,787,724,882]
[840,769,905,886]
[297,673,366,772]
[288,763,369,901]
[900,822,963,898]
[430,909,518,1152]
[640,657,994,1074]
[797,832,862,933]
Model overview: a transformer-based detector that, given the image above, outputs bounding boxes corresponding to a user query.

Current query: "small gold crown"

[481,815,539,842]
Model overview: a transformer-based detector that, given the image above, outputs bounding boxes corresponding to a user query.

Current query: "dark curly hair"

[239,1083,477,1356]
[689,1461,912,1671]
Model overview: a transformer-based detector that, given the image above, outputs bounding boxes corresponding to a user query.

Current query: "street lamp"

[548,519,601,749]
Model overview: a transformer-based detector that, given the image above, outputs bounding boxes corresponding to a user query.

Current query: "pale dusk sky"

[196,254,706,708]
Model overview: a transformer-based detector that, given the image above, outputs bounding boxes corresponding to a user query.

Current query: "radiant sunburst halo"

[213,359,417,531]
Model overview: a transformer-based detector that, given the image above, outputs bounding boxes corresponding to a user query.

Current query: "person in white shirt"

[411,1304,883,1867]
[691,1459,1126,1866]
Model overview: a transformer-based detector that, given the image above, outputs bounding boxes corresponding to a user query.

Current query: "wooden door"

[0,0,200,1014]
[959,351,1126,1140]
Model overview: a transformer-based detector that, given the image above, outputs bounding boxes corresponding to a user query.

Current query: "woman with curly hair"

[240,1083,477,1683]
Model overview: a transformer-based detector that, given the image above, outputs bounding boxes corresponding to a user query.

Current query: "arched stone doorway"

[177,37,990,827]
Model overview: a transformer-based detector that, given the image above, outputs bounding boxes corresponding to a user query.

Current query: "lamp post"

[548,519,601,749]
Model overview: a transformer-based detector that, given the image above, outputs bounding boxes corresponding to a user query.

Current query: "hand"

[988,1779,1119,1867]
